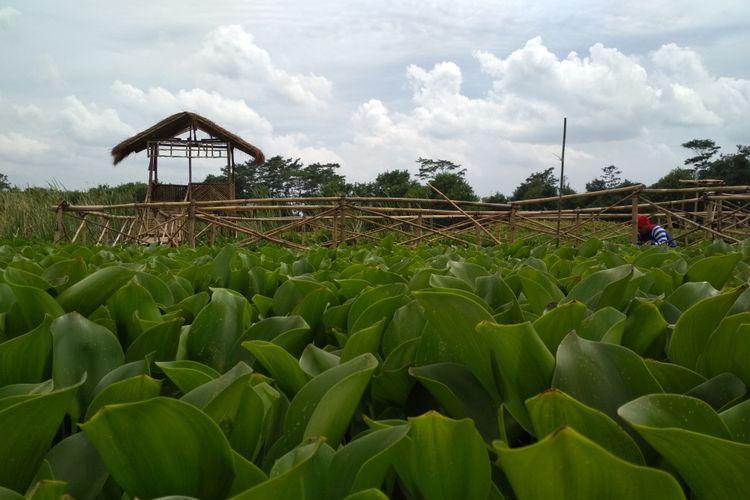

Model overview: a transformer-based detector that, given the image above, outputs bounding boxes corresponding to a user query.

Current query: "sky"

[0,1,748,197]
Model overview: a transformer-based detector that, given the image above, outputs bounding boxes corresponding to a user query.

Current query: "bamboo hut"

[109,111,265,243]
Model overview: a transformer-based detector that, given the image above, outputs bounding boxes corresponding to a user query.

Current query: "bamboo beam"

[427,183,502,246]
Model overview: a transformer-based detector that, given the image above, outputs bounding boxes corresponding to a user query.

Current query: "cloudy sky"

[1,1,748,197]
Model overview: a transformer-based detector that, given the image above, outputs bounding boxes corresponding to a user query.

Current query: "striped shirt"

[638,225,676,247]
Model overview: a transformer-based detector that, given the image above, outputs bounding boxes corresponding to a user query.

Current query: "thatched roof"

[111,111,265,166]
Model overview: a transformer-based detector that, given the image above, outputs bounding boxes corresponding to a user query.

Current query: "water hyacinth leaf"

[293,287,337,330]
[396,412,490,500]
[0,381,80,493]
[668,287,744,370]
[133,271,174,307]
[685,252,742,289]
[243,340,309,397]
[721,399,750,444]
[56,266,136,317]
[51,312,125,419]
[429,274,474,293]
[685,372,746,411]
[351,295,409,334]
[125,316,184,363]
[348,283,408,333]
[552,333,662,420]
[447,260,491,289]
[598,267,645,312]
[155,360,220,394]
[272,278,328,316]
[25,480,68,500]
[371,338,419,406]
[620,299,668,355]
[169,291,209,324]
[326,425,410,500]
[644,359,706,394]
[576,306,626,342]
[409,362,499,442]
[45,432,109,500]
[285,353,378,449]
[299,344,340,377]
[665,281,719,315]
[41,257,87,294]
[180,362,254,409]
[3,267,53,291]
[252,294,274,319]
[107,281,163,346]
[532,301,586,354]
[342,489,389,500]
[705,318,750,385]
[228,451,268,495]
[381,301,426,357]
[335,279,371,300]
[211,244,236,288]
[5,284,64,336]
[341,319,385,363]
[187,288,251,372]
[230,438,332,500]
[567,265,633,310]
[525,389,644,464]
[476,321,555,431]
[475,274,522,319]
[518,266,565,315]
[414,290,495,398]
[85,374,162,421]
[619,394,750,500]
[0,314,52,385]
[494,427,684,500]
[202,372,277,462]
[81,398,235,500]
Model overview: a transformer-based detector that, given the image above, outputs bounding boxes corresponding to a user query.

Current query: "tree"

[428,172,478,201]
[682,139,720,178]
[0,172,10,191]
[482,192,508,204]
[586,165,622,192]
[370,169,422,198]
[703,145,750,185]
[415,157,466,181]
[511,167,575,209]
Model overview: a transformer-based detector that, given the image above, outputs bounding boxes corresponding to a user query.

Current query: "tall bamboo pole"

[555,117,567,248]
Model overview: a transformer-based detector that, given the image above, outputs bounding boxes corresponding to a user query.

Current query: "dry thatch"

[111,111,265,166]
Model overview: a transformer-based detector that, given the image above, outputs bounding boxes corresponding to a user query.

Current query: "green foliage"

[0,240,749,497]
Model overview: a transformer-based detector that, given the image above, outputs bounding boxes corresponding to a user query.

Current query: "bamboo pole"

[640,197,740,243]
[427,182,502,245]
[631,191,639,245]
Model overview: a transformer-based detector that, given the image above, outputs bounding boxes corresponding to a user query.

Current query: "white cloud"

[0,6,20,27]
[191,25,332,109]
[0,132,49,158]
[61,96,134,144]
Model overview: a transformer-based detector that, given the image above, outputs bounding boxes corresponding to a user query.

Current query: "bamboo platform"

[51,184,750,248]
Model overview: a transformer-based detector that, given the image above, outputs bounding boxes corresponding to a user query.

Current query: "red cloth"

[637,215,654,230]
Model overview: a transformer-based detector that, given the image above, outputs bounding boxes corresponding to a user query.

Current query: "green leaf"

[41,257,87,294]
[125,316,183,363]
[0,315,52,385]
[57,266,136,317]
[685,252,742,289]
[243,340,309,398]
[526,389,644,464]
[299,344,340,377]
[181,362,254,408]
[668,287,745,370]
[5,284,64,335]
[705,316,750,385]
[230,438,332,500]
[85,374,162,421]
[685,372,746,411]
[621,299,668,355]
[284,353,378,450]
[341,319,385,363]
[532,301,586,354]
[518,266,565,315]
[644,359,706,393]
[134,271,174,306]
[0,381,80,493]
[494,427,684,500]
[51,312,125,419]
[45,432,109,500]
[414,290,495,398]
[156,360,220,394]
[720,399,750,444]
[552,333,662,421]
[576,306,626,342]
[381,301,426,356]
[348,284,408,333]
[187,288,251,372]
[665,281,718,315]
[619,393,750,500]
[396,412,490,500]
[25,480,68,500]
[476,321,555,432]
[567,265,633,310]
[107,281,163,346]
[326,425,409,500]
[409,363,499,442]
[81,397,235,500]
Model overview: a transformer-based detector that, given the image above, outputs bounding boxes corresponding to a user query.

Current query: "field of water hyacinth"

[1,237,750,499]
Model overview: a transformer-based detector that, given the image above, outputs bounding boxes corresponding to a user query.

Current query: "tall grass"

[0,183,146,241]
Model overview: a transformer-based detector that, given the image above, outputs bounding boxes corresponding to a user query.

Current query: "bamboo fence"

[51,184,750,248]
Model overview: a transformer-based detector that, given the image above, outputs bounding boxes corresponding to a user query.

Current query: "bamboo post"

[188,200,196,247]
[416,214,423,241]
[337,196,346,246]
[705,198,715,240]
[475,221,482,248]
[717,198,723,234]
[54,204,64,243]
[509,206,517,243]
[631,191,639,245]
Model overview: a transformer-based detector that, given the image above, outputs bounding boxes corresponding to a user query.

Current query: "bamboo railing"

[51,184,750,248]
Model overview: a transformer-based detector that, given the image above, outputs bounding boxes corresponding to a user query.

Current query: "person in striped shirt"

[637,215,676,247]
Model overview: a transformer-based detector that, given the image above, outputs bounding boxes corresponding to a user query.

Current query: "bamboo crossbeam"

[428,183,502,245]
[353,205,470,246]
[640,197,740,243]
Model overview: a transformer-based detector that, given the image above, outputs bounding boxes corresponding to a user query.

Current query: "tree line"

[1,139,747,206]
